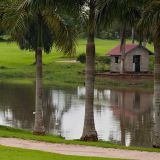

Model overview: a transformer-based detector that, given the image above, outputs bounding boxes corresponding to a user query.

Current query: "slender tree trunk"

[33,48,45,135]
[33,15,45,135]
[32,52,37,65]
[131,28,135,44]
[142,35,147,47]
[152,40,160,148]
[120,26,126,74]
[120,91,126,146]
[81,0,98,141]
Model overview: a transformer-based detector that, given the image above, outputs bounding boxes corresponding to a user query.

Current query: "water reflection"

[153,80,160,148]
[0,83,153,147]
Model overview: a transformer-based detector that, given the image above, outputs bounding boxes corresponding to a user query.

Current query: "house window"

[115,57,119,63]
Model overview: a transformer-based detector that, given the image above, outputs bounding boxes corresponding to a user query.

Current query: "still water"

[0,83,153,147]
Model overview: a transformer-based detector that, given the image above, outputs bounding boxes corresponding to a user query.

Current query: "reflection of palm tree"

[42,88,74,136]
[120,91,126,146]
[153,80,160,148]
[139,0,160,148]
[111,90,153,146]
[130,112,152,147]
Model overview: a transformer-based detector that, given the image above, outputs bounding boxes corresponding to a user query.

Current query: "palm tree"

[139,0,160,148]
[98,0,141,74]
[81,0,98,141]
[2,0,78,135]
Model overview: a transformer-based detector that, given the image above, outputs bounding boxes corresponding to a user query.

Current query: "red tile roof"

[107,44,138,56]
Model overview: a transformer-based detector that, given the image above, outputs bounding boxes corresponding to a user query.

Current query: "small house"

[107,44,153,73]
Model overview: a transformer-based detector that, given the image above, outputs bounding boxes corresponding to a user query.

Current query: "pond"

[0,83,154,147]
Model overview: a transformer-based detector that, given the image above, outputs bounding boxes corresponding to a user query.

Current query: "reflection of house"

[107,44,153,73]
[110,90,153,147]
[110,90,152,119]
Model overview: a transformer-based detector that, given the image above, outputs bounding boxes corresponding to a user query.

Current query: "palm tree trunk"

[33,15,45,135]
[33,48,45,135]
[81,0,98,141]
[152,40,160,148]
[131,28,135,44]
[120,26,126,74]
[120,91,126,146]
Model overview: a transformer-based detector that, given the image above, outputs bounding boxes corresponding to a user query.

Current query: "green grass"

[0,39,154,89]
[0,125,160,153]
[77,39,120,56]
[0,39,117,68]
[0,145,125,160]
[0,39,154,67]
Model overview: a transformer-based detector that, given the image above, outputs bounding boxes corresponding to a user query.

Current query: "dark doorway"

[133,55,140,72]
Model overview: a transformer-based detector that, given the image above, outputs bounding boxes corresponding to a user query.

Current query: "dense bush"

[96,56,111,73]
[77,54,111,64]
[96,56,111,64]
[149,55,154,72]
[77,53,86,63]
[77,54,111,73]
[97,31,119,40]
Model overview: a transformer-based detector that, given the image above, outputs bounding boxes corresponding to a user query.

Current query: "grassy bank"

[0,40,154,89]
[0,145,124,160]
[0,125,160,153]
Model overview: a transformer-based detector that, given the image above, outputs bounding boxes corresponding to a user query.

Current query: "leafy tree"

[2,0,80,135]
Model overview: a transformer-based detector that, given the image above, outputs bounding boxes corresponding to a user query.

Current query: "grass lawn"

[0,39,119,67]
[0,39,154,89]
[0,145,125,160]
[0,39,154,67]
[0,125,160,153]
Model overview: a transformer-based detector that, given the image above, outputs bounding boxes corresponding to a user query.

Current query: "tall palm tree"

[81,0,98,141]
[139,0,160,148]
[2,0,78,135]
[98,0,141,74]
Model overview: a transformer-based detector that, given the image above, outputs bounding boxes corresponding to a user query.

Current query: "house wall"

[110,47,150,73]
[110,56,121,72]
[124,47,149,72]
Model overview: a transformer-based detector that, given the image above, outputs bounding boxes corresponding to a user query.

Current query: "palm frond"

[139,0,160,40]
[44,9,77,54]
[2,0,30,42]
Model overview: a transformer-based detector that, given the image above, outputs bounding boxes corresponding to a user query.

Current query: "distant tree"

[98,0,141,73]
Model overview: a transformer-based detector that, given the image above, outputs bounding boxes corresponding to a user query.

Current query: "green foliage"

[97,31,119,40]
[95,56,111,73]
[96,63,110,73]
[2,0,77,54]
[77,53,86,63]
[96,56,111,64]
[149,55,154,72]
[0,41,154,89]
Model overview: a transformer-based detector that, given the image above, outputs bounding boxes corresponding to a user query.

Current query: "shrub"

[95,56,111,73]
[96,56,111,64]
[96,62,110,73]
[149,55,154,72]
[77,53,86,63]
